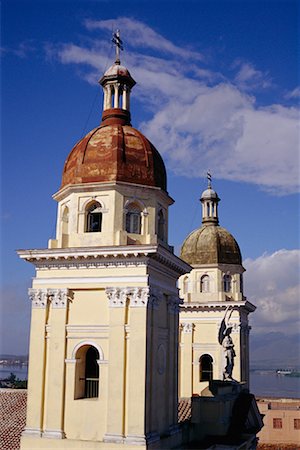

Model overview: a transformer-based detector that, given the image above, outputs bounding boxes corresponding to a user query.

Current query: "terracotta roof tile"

[0,389,27,450]
[178,397,191,423]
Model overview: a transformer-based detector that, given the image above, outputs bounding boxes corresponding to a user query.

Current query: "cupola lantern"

[99,30,136,115]
[200,172,220,225]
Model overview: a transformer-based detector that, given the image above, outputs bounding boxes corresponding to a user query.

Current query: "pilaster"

[125,287,149,441]
[43,288,72,439]
[104,287,127,443]
[180,322,194,397]
[22,289,48,437]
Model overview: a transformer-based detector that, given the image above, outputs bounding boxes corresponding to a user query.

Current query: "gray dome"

[201,187,219,200]
[180,224,242,266]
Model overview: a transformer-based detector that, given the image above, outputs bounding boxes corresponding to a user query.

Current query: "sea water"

[250,370,300,398]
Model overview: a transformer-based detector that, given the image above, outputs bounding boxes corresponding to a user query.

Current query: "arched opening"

[62,206,69,247]
[86,202,102,233]
[199,354,213,381]
[157,209,165,241]
[126,203,141,234]
[206,202,210,217]
[74,345,100,399]
[223,274,232,293]
[240,274,243,293]
[183,276,190,294]
[200,274,210,292]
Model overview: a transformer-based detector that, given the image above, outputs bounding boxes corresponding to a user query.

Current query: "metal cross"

[207,171,212,188]
[112,29,124,64]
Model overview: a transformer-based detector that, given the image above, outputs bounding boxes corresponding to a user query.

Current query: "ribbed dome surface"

[61,110,167,191]
[180,225,242,265]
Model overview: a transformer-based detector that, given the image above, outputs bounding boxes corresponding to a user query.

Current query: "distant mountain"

[250,332,300,370]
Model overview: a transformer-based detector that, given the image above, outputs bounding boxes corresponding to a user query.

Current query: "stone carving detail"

[149,287,162,310]
[168,296,181,314]
[128,287,149,307]
[181,322,194,334]
[106,287,128,307]
[28,288,48,309]
[48,288,72,308]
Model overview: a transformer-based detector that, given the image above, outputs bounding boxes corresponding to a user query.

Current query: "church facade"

[18,32,261,450]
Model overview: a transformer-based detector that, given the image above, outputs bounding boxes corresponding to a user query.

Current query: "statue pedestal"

[189,380,262,448]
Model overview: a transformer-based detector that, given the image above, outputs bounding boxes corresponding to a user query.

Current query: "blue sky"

[1,0,299,355]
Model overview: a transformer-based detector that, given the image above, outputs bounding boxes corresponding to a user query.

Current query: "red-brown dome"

[61,108,167,191]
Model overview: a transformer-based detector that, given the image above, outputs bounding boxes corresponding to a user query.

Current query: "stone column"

[114,83,120,108]
[103,288,127,444]
[22,289,48,438]
[43,288,72,439]
[106,85,112,109]
[122,85,127,110]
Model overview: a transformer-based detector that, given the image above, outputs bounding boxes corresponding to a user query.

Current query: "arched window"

[62,206,69,247]
[199,354,213,382]
[74,345,99,399]
[157,209,165,241]
[126,204,141,234]
[183,276,190,294]
[86,202,102,233]
[62,206,69,233]
[223,274,232,293]
[200,275,210,292]
[240,274,243,293]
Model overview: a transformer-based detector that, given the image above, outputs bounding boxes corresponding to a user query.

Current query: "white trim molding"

[42,429,66,439]
[103,433,124,444]
[22,428,42,438]
[71,340,104,360]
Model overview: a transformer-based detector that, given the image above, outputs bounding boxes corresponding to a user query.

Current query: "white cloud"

[244,249,300,334]
[48,17,300,195]
[2,40,35,58]
[233,60,272,90]
[285,86,300,99]
[84,17,204,61]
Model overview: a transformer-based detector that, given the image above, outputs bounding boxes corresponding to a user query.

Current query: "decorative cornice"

[180,300,256,313]
[128,287,149,307]
[168,295,182,314]
[28,288,48,308]
[52,180,174,205]
[17,244,191,276]
[28,288,73,309]
[106,287,128,307]
[148,287,162,310]
[48,288,73,308]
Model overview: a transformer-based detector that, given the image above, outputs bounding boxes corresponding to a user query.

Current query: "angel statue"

[218,306,236,381]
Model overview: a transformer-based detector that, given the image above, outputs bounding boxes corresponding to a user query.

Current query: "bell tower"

[178,175,256,397]
[18,32,191,450]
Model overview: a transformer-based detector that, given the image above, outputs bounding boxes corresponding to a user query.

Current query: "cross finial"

[207,171,212,188]
[112,29,123,64]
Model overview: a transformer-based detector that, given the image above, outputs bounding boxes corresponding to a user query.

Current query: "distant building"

[257,398,300,447]
[178,180,256,397]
